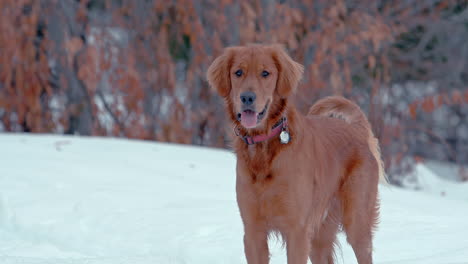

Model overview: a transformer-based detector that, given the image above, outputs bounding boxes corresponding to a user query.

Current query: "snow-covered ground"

[0,134,467,264]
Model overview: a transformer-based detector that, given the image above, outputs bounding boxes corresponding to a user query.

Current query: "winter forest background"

[0,0,467,185]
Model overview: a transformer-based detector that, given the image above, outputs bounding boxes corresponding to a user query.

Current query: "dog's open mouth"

[237,101,269,128]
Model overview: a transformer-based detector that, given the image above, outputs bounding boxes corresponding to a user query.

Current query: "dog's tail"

[308,96,388,184]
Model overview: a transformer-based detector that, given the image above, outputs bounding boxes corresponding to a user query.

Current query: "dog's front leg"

[286,229,310,264]
[244,227,269,264]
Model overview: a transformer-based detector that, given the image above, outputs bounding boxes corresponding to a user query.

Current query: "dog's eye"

[235,69,243,77]
[261,70,270,77]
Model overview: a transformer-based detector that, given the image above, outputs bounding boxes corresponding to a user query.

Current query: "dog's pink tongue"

[241,111,258,128]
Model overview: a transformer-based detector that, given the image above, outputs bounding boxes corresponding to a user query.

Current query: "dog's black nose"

[240,91,256,106]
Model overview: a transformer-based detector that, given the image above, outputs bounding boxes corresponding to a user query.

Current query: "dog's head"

[207,44,303,130]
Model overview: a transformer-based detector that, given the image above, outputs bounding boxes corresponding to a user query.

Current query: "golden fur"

[207,44,384,264]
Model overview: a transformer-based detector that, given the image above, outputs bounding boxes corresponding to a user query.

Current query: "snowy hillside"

[0,134,467,264]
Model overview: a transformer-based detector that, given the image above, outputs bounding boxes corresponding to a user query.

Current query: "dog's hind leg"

[340,164,379,264]
[309,208,340,264]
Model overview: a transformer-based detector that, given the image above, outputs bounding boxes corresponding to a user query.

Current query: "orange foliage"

[0,0,466,182]
[410,89,467,118]
[409,103,418,120]
[0,0,53,132]
[452,90,463,104]
[421,97,435,113]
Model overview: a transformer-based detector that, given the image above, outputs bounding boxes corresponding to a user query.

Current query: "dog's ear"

[271,45,304,98]
[207,48,234,98]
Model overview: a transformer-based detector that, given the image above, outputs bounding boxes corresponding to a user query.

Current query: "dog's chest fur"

[236,141,294,228]
[237,140,284,182]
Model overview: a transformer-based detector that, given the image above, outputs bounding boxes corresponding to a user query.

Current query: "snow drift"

[0,134,467,263]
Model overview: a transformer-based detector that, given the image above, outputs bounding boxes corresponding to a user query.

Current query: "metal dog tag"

[280,130,290,144]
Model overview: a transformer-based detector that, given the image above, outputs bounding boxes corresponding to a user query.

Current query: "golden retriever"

[207,44,385,264]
